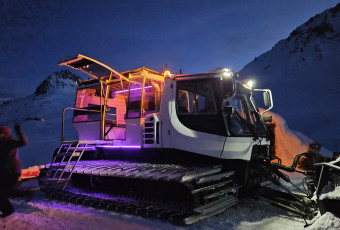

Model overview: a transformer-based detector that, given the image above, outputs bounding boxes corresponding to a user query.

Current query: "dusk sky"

[0,0,338,96]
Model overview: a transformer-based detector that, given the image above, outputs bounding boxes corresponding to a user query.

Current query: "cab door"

[168,78,226,158]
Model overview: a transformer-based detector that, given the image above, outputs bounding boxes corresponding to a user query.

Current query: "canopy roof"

[59,54,165,83]
[58,54,128,82]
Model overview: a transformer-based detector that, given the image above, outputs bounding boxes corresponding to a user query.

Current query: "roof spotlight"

[222,68,233,78]
[247,80,254,89]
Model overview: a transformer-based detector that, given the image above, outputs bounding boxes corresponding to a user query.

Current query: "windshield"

[226,86,267,137]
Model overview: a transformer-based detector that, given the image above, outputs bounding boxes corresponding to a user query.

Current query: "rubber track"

[41,160,239,224]
[45,188,193,224]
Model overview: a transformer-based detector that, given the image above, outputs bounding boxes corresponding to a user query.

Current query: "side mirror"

[263,91,272,109]
[254,88,273,116]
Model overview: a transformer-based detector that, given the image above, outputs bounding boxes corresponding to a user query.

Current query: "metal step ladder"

[45,142,88,190]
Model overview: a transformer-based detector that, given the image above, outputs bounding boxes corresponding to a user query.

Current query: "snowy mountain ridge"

[0,70,81,124]
[284,4,339,55]
[0,70,81,167]
[34,69,81,96]
[240,3,340,151]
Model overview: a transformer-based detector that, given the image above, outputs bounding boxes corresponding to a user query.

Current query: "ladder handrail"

[47,142,88,190]
[61,143,88,190]
[57,142,80,181]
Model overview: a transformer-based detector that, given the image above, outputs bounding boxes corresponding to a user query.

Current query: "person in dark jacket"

[0,125,27,218]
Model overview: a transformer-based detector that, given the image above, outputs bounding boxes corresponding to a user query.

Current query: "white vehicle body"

[59,54,273,163]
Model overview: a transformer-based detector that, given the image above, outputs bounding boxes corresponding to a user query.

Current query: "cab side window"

[177,83,216,114]
[176,80,225,135]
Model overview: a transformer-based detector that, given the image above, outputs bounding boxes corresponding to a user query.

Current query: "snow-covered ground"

[0,190,307,230]
[306,212,340,230]
[0,172,338,230]
[1,185,338,229]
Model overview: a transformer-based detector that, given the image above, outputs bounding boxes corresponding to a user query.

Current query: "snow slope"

[0,70,81,167]
[240,3,340,151]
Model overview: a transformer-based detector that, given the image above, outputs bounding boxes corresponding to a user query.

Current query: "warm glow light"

[164,70,171,78]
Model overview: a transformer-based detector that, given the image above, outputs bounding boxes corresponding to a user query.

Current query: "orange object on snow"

[19,165,42,180]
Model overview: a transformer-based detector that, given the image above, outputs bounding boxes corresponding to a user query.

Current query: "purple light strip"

[114,86,153,94]
[66,147,97,151]
[100,145,141,149]
[84,147,97,151]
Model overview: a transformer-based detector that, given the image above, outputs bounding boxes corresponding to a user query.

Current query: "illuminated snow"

[0,191,307,230]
